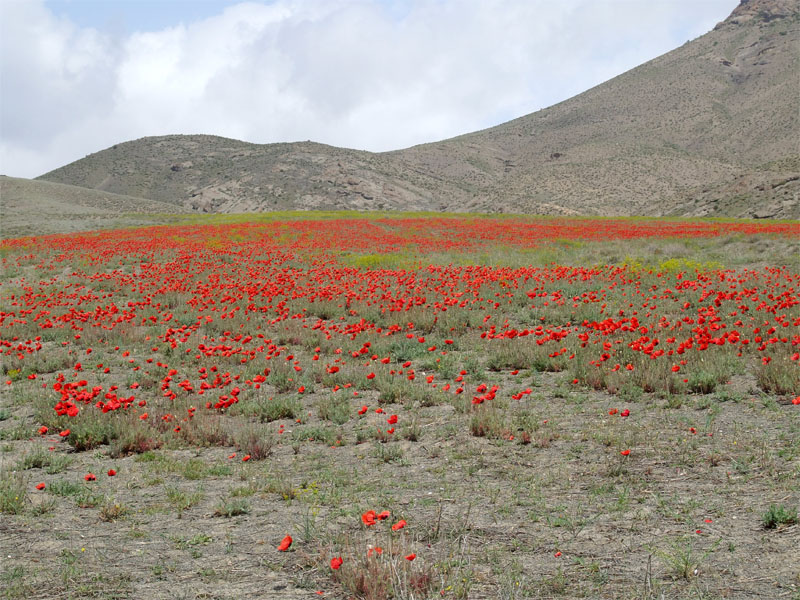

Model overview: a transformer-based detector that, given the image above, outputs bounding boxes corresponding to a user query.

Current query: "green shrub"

[762,504,797,529]
[0,470,26,514]
[239,395,301,423]
[317,395,351,425]
[233,425,274,460]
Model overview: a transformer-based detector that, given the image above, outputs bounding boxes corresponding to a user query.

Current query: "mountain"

[0,176,190,238]
[37,0,800,219]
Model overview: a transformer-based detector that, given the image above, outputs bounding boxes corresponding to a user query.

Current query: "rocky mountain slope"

[37,0,800,219]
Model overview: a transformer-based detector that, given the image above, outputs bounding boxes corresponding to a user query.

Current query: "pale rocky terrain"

[0,176,190,239]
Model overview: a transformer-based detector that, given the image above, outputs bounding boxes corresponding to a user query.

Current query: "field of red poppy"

[1,214,799,600]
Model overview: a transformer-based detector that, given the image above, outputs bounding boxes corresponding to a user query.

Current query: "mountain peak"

[717,0,799,29]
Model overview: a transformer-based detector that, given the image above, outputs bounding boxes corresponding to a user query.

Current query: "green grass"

[0,470,26,514]
[214,497,250,518]
[762,504,798,529]
[17,448,72,474]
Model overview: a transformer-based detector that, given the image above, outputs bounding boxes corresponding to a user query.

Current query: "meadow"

[1,214,798,600]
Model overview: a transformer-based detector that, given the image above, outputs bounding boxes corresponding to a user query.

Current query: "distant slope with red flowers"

[36,0,800,219]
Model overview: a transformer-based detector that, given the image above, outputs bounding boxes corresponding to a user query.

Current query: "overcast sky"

[1,0,738,178]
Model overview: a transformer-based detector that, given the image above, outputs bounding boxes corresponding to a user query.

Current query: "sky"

[1,0,739,179]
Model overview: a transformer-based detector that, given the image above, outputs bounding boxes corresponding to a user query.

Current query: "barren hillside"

[37,0,800,218]
[0,176,190,238]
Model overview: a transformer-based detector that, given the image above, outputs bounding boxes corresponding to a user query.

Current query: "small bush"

[0,423,35,441]
[401,419,421,442]
[48,480,82,497]
[293,425,341,446]
[74,486,103,509]
[0,470,26,514]
[654,536,716,580]
[755,358,799,395]
[234,425,274,460]
[99,500,129,522]
[762,504,797,529]
[17,448,72,474]
[240,395,301,423]
[470,405,509,439]
[110,429,163,457]
[375,376,444,407]
[318,395,351,424]
[166,486,204,516]
[267,364,300,394]
[372,443,405,464]
[214,497,250,517]
[687,371,718,394]
[65,415,120,451]
[330,533,436,600]
[177,413,231,447]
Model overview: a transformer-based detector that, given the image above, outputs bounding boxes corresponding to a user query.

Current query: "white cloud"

[1,0,738,178]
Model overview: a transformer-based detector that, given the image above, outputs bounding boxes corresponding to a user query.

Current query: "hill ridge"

[36,0,800,219]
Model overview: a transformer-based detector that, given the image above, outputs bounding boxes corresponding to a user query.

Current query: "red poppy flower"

[38,426,48,435]
[59,429,70,437]
[793,396,800,405]
[330,556,343,570]
[608,408,618,416]
[391,519,406,531]
[620,409,630,418]
[358,405,368,415]
[36,482,45,490]
[366,373,375,380]
[554,551,562,557]
[85,473,96,481]
[242,455,251,462]
[277,535,292,551]
[405,553,416,561]
[620,449,630,456]
[387,415,398,425]
[107,469,117,476]
[362,510,377,527]
[377,510,390,520]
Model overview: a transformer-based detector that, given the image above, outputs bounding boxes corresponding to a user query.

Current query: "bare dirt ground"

[2,369,798,600]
